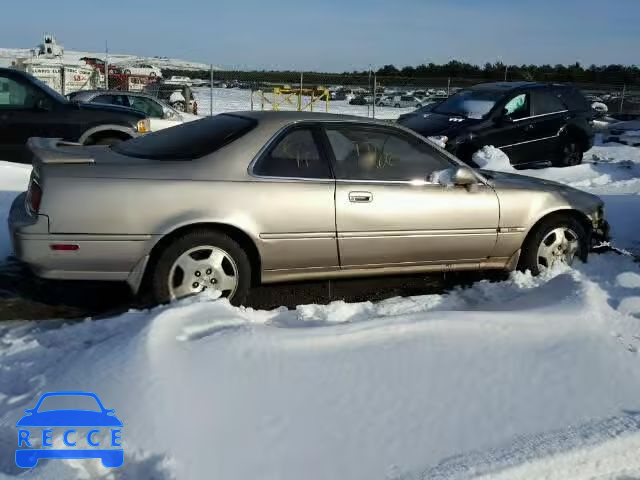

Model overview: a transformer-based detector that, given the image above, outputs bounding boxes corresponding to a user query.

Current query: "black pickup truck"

[0,68,149,163]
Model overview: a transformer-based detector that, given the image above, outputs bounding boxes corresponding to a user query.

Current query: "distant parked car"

[119,64,162,78]
[376,95,396,106]
[10,112,609,307]
[398,81,594,168]
[392,95,424,108]
[0,68,148,163]
[349,95,367,105]
[164,76,193,86]
[144,81,198,113]
[68,90,200,132]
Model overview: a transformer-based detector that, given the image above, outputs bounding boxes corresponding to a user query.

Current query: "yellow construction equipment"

[254,85,330,112]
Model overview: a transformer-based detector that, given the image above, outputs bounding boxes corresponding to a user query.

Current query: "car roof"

[469,81,574,92]
[233,110,391,128]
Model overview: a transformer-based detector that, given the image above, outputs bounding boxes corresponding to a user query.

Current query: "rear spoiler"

[27,137,95,165]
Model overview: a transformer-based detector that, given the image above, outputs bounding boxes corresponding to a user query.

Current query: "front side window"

[253,128,331,179]
[0,75,49,109]
[326,126,451,182]
[504,93,530,119]
[533,91,566,115]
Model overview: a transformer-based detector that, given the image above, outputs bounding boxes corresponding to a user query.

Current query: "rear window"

[112,114,257,160]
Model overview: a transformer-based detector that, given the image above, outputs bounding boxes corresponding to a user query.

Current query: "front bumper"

[591,218,611,247]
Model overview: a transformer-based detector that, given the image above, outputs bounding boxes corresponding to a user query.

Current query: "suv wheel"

[150,230,251,306]
[172,101,186,112]
[518,215,588,276]
[554,136,583,167]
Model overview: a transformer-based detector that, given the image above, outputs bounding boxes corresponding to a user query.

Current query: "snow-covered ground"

[193,86,413,119]
[0,140,639,479]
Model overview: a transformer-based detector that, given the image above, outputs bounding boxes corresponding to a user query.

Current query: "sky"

[0,0,638,71]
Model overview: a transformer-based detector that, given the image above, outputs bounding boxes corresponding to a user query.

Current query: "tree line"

[164,60,639,87]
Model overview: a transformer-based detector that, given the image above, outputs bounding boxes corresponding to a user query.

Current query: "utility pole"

[620,84,626,113]
[298,71,303,111]
[104,40,109,89]
[372,72,377,119]
[504,65,508,81]
[210,64,214,116]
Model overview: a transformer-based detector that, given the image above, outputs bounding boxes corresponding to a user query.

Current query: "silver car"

[9,112,609,305]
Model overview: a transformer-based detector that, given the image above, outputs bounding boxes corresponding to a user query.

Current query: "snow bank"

[0,162,31,260]
[472,145,516,172]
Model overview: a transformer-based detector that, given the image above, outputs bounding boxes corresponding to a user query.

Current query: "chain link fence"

[143,68,639,121]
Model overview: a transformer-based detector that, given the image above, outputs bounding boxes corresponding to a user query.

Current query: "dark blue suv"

[398,82,594,168]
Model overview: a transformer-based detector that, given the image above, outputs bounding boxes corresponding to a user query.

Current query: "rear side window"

[252,128,331,179]
[532,91,566,115]
[112,114,257,160]
[557,88,590,111]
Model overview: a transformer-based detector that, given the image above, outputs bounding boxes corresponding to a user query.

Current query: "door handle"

[524,124,535,131]
[348,191,373,203]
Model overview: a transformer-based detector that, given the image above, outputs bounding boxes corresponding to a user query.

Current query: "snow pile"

[472,145,516,172]
[0,162,31,260]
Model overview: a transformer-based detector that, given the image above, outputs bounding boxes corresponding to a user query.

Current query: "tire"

[416,104,422,108]
[394,103,401,108]
[517,215,589,276]
[553,134,583,167]
[172,101,186,112]
[149,71,157,77]
[93,136,124,146]
[150,230,251,306]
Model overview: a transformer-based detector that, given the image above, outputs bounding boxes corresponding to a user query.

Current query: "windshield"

[434,89,504,119]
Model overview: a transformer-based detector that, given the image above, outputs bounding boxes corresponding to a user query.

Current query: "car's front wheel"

[518,215,588,275]
[150,230,251,305]
[553,135,583,167]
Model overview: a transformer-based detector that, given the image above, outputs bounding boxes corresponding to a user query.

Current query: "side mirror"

[34,97,53,112]
[453,166,476,186]
[495,108,513,125]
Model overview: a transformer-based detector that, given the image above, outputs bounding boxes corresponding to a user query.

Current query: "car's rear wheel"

[394,103,401,108]
[518,215,588,275]
[150,230,251,305]
[553,135,583,167]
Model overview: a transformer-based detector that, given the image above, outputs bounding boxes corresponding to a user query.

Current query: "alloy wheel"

[536,227,580,270]
[168,245,239,300]
[562,141,581,166]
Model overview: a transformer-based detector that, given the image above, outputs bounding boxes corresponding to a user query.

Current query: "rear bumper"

[9,193,154,292]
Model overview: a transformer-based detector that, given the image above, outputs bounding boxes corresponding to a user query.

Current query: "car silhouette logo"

[15,391,123,469]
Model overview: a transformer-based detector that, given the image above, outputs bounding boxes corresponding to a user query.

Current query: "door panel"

[336,182,500,267]
[250,125,339,272]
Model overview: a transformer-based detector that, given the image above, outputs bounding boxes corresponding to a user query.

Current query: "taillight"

[26,179,42,214]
